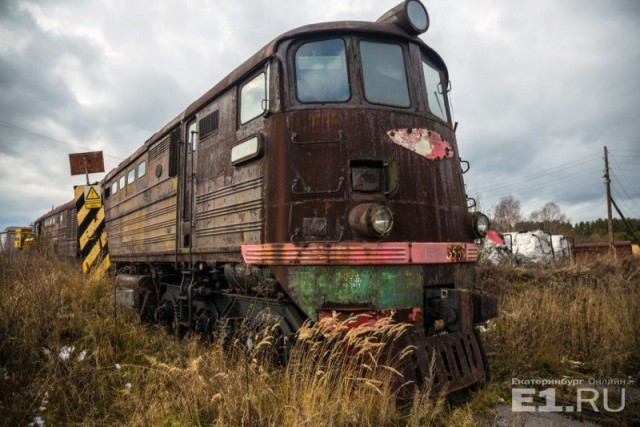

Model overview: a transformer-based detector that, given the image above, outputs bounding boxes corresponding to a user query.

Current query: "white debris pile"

[503,231,553,265]
[477,230,512,265]
[503,230,571,265]
[478,230,572,266]
[551,235,572,262]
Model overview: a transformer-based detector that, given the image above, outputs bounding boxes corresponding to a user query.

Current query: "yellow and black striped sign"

[75,185,111,278]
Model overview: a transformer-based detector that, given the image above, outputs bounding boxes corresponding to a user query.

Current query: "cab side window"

[240,73,266,124]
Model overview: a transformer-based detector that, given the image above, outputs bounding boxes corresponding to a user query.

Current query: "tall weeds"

[0,251,442,425]
[3,249,637,425]
[478,256,640,379]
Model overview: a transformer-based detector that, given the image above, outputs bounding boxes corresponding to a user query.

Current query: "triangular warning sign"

[86,186,100,200]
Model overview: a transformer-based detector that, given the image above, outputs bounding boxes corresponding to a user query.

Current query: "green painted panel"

[287,266,423,320]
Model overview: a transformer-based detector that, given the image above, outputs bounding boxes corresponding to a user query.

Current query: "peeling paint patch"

[386,128,454,160]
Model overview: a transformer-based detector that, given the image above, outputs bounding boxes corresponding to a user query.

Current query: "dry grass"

[468,256,640,425]
[477,256,640,380]
[2,248,638,425]
[0,250,443,426]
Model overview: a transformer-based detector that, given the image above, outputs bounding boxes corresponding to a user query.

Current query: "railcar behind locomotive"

[33,200,78,257]
[39,0,497,393]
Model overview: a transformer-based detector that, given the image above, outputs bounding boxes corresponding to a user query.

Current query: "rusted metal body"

[39,1,497,393]
[104,132,178,261]
[404,329,486,394]
[573,241,639,260]
[68,151,105,176]
[242,242,477,265]
[33,200,78,257]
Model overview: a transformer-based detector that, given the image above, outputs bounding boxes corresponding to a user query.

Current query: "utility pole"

[604,146,615,254]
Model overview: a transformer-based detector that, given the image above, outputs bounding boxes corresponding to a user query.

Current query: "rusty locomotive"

[33,200,78,257]
[35,1,497,393]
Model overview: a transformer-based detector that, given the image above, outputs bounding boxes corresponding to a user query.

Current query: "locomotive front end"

[243,0,498,393]
[103,0,496,396]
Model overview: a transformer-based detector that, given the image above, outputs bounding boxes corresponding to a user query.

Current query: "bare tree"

[529,201,568,233]
[491,195,522,231]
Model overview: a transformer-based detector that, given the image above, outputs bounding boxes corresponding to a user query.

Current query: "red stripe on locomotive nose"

[241,242,477,265]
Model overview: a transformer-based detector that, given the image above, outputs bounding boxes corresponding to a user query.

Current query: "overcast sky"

[1,0,639,231]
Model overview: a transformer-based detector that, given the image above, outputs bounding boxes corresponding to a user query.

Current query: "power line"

[610,156,640,200]
[612,187,640,218]
[612,189,640,218]
[482,168,599,201]
[610,153,640,157]
[607,160,639,165]
[476,162,601,195]
[479,168,600,205]
[610,170,640,214]
[471,150,636,215]
[0,120,123,160]
[482,180,599,208]
[472,154,600,193]
[473,153,600,192]
[478,165,600,198]
[614,166,639,170]
[612,168,640,177]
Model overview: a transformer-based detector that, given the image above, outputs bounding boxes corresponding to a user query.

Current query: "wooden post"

[604,146,615,255]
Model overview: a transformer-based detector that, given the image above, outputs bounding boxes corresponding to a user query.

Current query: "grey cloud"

[429,0,640,220]
[1,0,639,230]
[0,4,107,158]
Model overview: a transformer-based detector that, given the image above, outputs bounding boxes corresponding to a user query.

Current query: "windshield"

[295,38,350,103]
[421,54,448,121]
[292,36,450,123]
[360,41,410,108]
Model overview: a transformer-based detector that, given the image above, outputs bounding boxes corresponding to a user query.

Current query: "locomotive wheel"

[194,309,217,341]
[154,294,187,337]
[154,299,173,326]
[246,310,293,365]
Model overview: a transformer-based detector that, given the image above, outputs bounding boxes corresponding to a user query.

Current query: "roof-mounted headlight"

[472,212,490,239]
[349,203,394,238]
[376,0,430,36]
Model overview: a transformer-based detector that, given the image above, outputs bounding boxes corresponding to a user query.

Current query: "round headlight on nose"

[349,203,394,238]
[370,205,393,236]
[472,212,490,238]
